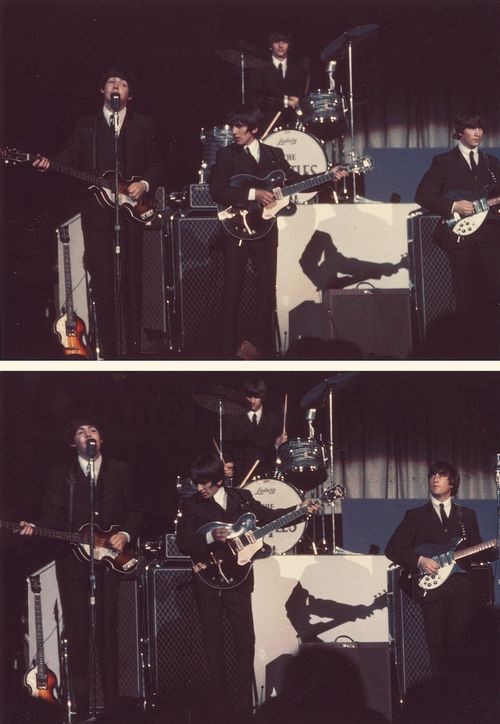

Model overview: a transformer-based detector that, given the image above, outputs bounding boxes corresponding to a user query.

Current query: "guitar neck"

[61,241,75,322]
[1,520,80,545]
[33,592,47,680]
[255,498,319,540]
[279,159,371,199]
[25,152,108,189]
[453,538,498,562]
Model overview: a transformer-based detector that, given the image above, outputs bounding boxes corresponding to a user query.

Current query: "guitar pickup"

[272,187,284,200]
[122,557,138,571]
[218,206,237,220]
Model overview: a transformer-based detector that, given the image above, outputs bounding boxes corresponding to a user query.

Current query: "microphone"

[110,92,120,111]
[86,438,97,459]
[305,408,316,421]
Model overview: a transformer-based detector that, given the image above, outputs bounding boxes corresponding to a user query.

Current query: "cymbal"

[215,40,268,69]
[300,373,360,409]
[320,24,379,61]
[192,385,249,415]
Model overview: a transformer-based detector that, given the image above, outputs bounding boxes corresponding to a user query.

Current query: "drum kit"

[198,24,379,203]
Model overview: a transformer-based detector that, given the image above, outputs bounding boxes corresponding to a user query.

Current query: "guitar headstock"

[58,225,70,244]
[320,484,345,504]
[29,575,41,594]
[350,156,374,174]
[1,147,30,165]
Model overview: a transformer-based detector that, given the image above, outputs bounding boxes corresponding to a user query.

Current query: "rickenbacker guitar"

[0,146,156,226]
[54,225,90,358]
[433,185,500,249]
[25,575,59,704]
[415,536,498,600]
[192,484,345,590]
[1,521,138,574]
[217,156,374,241]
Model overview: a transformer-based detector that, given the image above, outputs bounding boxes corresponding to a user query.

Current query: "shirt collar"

[103,105,127,133]
[430,495,452,516]
[247,407,263,423]
[272,57,287,70]
[213,486,227,509]
[78,454,103,477]
[457,141,479,163]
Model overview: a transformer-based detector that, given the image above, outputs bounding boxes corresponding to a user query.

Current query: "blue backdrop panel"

[362,148,500,203]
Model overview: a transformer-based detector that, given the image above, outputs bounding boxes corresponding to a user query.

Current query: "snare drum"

[200,125,233,171]
[262,128,327,204]
[278,438,327,490]
[300,90,347,140]
[242,478,305,554]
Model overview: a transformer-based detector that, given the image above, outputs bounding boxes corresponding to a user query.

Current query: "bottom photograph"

[0,370,498,724]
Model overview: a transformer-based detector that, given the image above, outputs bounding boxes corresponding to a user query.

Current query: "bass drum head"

[262,128,327,204]
[242,478,305,554]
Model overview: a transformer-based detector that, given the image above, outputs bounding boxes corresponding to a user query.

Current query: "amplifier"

[164,532,189,559]
[188,184,216,209]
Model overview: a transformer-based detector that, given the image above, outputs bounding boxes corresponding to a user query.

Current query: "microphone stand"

[111,94,122,358]
[86,445,98,722]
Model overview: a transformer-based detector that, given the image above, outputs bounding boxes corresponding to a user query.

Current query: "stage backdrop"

[276,203,411,351]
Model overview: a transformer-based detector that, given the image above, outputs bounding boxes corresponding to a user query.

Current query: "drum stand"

[323,383,339,553]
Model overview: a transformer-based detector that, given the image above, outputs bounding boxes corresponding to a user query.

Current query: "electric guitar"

[0,146,156,226]
[54,225,90,358]
[1,521,138,574]
[415,537,498,599]
[433,185,500,249]
[217,156,374,241]
[192,484,345,589]
[25,575,59,704]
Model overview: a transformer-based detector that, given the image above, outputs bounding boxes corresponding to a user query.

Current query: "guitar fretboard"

[453,538,498,561]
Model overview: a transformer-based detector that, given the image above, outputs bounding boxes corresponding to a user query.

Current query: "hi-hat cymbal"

[193,385,249,415]
[215,40,268,69]
[300,373,360,409]
[320,24,379,61]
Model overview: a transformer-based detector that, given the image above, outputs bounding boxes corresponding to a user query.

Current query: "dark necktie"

[252,413,257,429]
[278,62,285,80]
[469,150,478,177]
[439,503,448,529]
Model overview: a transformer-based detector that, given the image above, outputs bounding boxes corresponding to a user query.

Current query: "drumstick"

[282,393,288,437]
[212,437,226,464]
[261,111,282,140]
[238,459,260,488]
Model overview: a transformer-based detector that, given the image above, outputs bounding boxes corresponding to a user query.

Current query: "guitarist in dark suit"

[209,103,346,358]
[18,417,144,721]
[33,65,163,359]
[385,461,486,681]
[177,453,319,721]
[415,109,500,357]
[222,376,286,484]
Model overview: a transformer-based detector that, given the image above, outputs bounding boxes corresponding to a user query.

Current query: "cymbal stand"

[346,39,358,201]
[325,383,338,553]
[239,53,248,103]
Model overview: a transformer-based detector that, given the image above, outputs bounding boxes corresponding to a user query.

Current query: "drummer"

[223,377,287,485]
[247,30,306,130]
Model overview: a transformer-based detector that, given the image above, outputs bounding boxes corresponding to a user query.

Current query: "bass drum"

[262,128,327,204]
[242,478,305,554]
[300,90,347,140]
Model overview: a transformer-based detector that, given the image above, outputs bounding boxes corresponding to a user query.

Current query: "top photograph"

[1,0,499,362]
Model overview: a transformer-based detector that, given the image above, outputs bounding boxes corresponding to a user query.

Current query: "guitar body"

[90,171,156,225]
[24,665,59,703]
[72,523,138,574]
[434,185,500,250]
[53,312,90,358]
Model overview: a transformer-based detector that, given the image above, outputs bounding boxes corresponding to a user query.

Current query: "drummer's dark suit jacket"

[248,59,306,114]
[222,408,283,483]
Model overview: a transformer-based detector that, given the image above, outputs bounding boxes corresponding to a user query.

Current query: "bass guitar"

[1,521,138,574]
[217,156,374,241]
[415,536,498,599]
[25,575,59,704]
[54,225,90,358]
[433,185,500,249]
[192,484,345,589]
[0,146,156,226]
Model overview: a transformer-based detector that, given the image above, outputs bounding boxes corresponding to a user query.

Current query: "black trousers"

[221,231,278,356]
[81,197,143,359]
[56,554,121,716]
[194,580,255,716]
[420,572,477,679]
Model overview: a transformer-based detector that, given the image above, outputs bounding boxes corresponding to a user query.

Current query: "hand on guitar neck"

[18,520,128,553]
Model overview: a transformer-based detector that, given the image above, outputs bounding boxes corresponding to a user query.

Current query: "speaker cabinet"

[387,565,494,697]
[407,214,456,343]
[170,211,256,357]
[322,288,412,359]
[141,224,171,354]
[145,562,237,706]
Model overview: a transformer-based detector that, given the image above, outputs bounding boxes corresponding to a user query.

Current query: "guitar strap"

[66,466,76,532]
[453,503,467,542]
